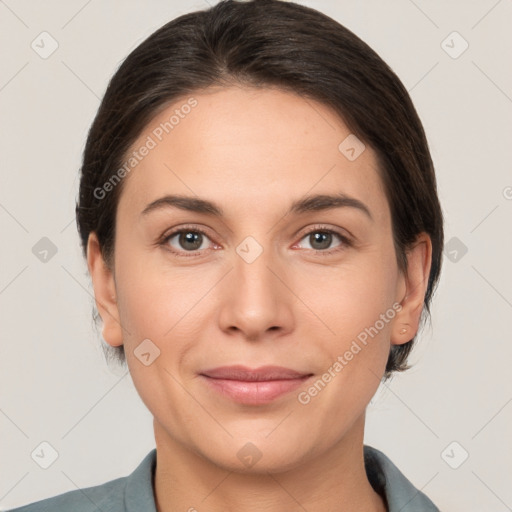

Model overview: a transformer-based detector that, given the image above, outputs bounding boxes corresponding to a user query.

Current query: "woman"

[9,0,443,510]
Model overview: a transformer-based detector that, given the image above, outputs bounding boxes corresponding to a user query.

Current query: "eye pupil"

[310,232,332,250]
[180,231,202,250]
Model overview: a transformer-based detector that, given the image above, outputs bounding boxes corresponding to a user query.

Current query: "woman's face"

[89,85,430,472]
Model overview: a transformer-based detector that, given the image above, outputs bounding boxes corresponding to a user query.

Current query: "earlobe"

[86,233,124,348]
[391,233,432,346]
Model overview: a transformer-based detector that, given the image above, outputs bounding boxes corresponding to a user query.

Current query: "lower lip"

[201,375,312,405]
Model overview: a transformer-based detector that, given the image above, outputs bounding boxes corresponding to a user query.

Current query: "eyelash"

[159,224,352,258]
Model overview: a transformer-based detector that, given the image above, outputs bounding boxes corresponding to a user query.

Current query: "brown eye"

[162,228,213,255]
[296,227,351,255]
[308,231,334,250]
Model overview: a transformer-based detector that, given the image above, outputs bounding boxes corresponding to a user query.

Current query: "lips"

[199,365,313,405]
[201,365,310,381]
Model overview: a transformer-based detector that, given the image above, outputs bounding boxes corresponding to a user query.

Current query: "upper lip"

[200,365,312,381]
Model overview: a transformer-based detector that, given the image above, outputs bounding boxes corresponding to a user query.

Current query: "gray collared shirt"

[7,445,440,511]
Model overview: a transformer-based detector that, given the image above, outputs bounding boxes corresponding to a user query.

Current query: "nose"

[217,244,294,342]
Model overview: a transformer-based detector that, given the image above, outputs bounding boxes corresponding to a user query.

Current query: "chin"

[199,435,312,475]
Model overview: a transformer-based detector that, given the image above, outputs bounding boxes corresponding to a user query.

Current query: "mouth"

[199,365,314,405]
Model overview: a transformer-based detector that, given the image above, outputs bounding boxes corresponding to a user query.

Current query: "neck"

[152,414,386,512]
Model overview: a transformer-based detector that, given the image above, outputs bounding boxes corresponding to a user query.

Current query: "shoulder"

[6,449,157,512]
[364,445,441,512]
[6,476,127,512]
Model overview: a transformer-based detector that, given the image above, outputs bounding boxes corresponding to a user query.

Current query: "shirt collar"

[364,445,440,511]
[124,446,438,512]
[124,449,157,512]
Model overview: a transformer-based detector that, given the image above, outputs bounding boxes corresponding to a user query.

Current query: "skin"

[87,85,432,512]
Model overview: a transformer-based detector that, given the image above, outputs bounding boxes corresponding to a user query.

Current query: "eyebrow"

[140,192,373,221]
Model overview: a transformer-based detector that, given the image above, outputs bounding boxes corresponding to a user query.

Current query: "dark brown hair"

[76,0,444,380]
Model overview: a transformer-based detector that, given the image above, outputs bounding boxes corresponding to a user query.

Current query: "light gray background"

[1,0,511,510]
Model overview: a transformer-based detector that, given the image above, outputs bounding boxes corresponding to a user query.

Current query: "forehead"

[117,86,389,222]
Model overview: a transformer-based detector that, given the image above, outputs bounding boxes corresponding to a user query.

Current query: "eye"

[159,224,352,258]
[295,226,351,255]
[161,226,216,257]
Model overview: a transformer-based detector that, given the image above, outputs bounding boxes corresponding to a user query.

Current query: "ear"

[86,232,124,348]
[391,232,432,346]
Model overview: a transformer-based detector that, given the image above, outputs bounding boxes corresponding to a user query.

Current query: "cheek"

[298,271,395,413]
[298,254,398,392]
[301,255,398,340]
[115,243,182,330]
[114,251,221,361]
[113,257,206,420]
